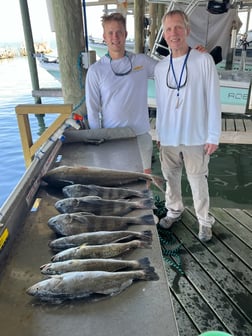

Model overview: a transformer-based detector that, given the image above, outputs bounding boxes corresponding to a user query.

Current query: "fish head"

[26,278,55,297]
[62,184,84,197]
[55,198,79,213]
[48,214,73,228]
[40,263,55,275]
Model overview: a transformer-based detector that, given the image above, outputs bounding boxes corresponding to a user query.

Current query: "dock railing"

[15,104,73,167]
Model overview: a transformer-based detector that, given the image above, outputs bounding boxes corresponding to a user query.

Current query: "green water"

[151,142,252,210]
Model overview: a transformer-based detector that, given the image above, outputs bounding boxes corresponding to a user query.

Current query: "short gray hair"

[162,10,190,29]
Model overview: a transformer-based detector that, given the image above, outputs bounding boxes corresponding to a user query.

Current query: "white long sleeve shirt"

[154,49,221,146]
[85,52,157,135]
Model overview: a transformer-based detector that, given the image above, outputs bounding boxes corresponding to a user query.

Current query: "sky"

[0,0,134,46]
[0,0,54,44]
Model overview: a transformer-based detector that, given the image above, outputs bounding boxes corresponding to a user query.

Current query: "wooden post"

[158,4,166,26]
[134,0,145,53]
[51,0,87,118]
[149,3,158,51]
[19,0,41,105]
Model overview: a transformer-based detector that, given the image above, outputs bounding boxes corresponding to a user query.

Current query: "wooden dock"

[158,206,252,336]
[220,114,252,144]
[150,113,252,145]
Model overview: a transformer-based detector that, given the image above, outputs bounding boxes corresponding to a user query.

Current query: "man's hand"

[204,143,218,155]
[195,45,207,53]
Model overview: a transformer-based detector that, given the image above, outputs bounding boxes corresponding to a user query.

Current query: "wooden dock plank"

[220,131,252,144]
[224,118,235,131]
[243,209,252,218]
[150,114,252,144]
[160,207,252,336]
[244,118,252,131]
[181,213,252,300]
[234,118,246,131]
[223,208,252,231]
[32,88,63,97]
[184,209,252,291]
[210,208,252,249]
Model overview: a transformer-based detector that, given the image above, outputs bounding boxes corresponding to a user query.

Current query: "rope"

[154,195,184,275]
[72,52,86,115]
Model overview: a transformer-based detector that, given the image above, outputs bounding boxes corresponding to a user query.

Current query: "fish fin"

[96,279,133,296]
[150,175,165,193]
[139,240,152,249]
[143,266,159,281]
[139,198,156,209]
[141,189,153,198]
[140,230,152,242]
[137,257,151,269]
[141,214,155,225]
[112,236,134,243]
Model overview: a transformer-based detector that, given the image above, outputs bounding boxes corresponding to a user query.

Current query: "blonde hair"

[101,12,126,30]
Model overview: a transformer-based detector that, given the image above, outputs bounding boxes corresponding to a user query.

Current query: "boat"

[35,52,61,81]
[88,35,135,53]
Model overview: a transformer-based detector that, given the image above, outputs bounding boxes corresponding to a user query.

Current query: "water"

[0,56,252,209]
[0,56,63,207]
[151,143,252,209]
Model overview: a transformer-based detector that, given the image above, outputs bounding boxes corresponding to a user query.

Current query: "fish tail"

[150,175,165,193]
[139,240,152,249]
[141,189,153,198]
[141,214,155,225]
[143,266,159,281]
[137,257,151,269]
[140,230,153,242]
[139,198,156,209]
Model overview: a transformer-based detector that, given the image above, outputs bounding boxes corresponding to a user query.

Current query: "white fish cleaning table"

[0,137,179,336]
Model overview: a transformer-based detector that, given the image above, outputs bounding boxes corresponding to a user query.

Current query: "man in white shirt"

[86,13,157,174]
[155,10,221,242]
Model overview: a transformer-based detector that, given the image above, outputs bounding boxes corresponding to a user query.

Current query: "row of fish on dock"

[26,166,163,304]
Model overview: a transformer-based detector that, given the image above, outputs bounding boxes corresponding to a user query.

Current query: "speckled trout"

[42,165,164,191]
[62,184,153,199]
[49,230,152,251]
[48,212,155,236]
[40,257,151,275]
[26,268,159,303]
[51,239,152,262]
[55,196,156,216]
